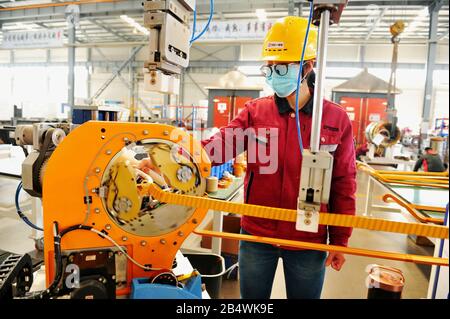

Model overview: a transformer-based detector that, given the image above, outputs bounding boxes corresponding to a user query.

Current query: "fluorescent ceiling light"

[404,7,428,34]
[120,15,149,35]
[255,9,267,21]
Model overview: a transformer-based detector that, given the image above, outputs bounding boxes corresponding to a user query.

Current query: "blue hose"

[190,0,214,45]
[294,3,314,155]
[15,182,43,231]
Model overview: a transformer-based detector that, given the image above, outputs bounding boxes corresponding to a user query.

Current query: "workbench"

[0,145,23,180]
[182,177,244,255]
[0,145,42,243]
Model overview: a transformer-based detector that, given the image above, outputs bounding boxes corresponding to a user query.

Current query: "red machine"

[338,96,388,147]
[211,95,253,128]
[332,69,400,148]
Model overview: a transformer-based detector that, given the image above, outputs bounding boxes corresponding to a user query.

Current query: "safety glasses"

[260,62,302,78]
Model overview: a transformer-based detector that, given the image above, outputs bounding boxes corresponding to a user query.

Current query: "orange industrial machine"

[40,121,211,298]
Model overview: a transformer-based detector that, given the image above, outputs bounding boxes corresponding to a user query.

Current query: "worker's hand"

[137,158,159,175]
[325,252,346,271]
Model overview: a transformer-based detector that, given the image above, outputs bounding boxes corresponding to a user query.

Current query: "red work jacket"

[202,95,356,247]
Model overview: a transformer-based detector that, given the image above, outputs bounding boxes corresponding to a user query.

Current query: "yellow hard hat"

[262,16,318,62]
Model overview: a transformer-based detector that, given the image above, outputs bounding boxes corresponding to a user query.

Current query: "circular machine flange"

[100,139,206,238]
[365,121,401,148]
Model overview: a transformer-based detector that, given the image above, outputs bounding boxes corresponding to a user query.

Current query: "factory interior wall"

[0,43,448,132]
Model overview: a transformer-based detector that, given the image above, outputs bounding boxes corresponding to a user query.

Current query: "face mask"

[265,64,307,98]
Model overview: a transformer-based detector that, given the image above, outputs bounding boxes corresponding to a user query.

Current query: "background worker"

[413,147,447,172]
[202,16,356,299]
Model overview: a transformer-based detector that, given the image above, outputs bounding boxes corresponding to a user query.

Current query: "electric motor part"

[176,165,193,182]
[150,270,178,286]
[114,197,133,214]
[38,158,49,187]
[18,122,71,197]
[69,278,109,299]
[51,128,67,146]
[14,125,34,146]
[59,248,117,299]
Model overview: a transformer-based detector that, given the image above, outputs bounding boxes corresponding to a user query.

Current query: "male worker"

[202,17,356,299]
[413,147,447,172]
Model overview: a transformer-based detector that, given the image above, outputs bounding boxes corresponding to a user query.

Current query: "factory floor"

[0,170,436,299]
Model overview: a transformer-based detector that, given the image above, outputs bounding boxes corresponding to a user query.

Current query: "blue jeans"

[238,229,326,299]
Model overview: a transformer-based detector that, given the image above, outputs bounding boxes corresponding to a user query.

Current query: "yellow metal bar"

[146,184,449,239]
[383,194,444,225]
[195,230,449,267]
[377,170,448,177]
[357,163,449,189]
[0,0,121,11]
[380,175,448,183]
[412,204,447,213]
[381,179,448,189]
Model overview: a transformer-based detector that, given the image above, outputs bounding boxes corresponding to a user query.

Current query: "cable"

[224,262,239,279]
[15,182,43,231]
[190,5,197,43]
[30,223,92,299]
[294,3,314,155]
[81,131,137,225]
[135,168,154,184]
[189,0,214,45]
[29,223,162,299]
[89,228,162,271]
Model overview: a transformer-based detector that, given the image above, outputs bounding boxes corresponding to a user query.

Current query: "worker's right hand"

[136,158,168,188]
[137,158,158,174]
[325,252,346,271]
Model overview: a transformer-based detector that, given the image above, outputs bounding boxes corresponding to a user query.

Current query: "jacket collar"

[274,94,313,116]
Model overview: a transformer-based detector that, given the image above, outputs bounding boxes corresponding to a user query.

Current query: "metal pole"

[10,50,15,125]
[180,72,185,106]
[288,0,295,16]
[86,48,92,98]
[129,47,136,122]
[192,105,197,131]
[163,94,170,120]
[421,2,441,139]
[310,9,330,153]
[88,45,143,104]
[67,17,76,114]
[359,45,366,68]
[46,50,51,103]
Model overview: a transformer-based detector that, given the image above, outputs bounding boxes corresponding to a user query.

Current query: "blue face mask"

[265,64,303,98]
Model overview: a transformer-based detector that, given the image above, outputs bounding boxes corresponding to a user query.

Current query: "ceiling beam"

[2,0,448,23]
[438,27,449,39]
[1,60,447,71]
[0,0,143,23]
[88,18,132,42]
